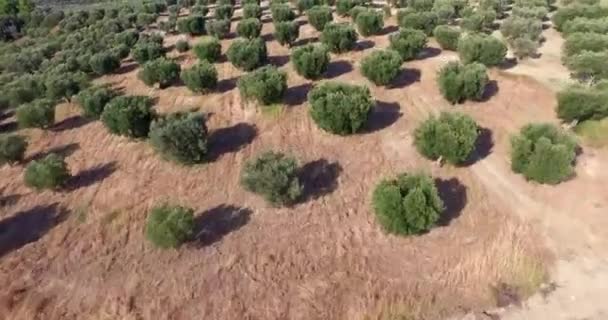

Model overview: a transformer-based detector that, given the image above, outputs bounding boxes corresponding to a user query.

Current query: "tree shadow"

[0,194,20,207]
[355,39,375,51]
[261,32,275,42]
[52,116,93,132]
[461,127,494,166]
[364,101,402,133]
[479,80,499,102]
[207,122,257,161]
[67,161,117,191]
[193,204,252,246]
[293,36,318,46]
[0,203,68,257]
[217,76,238,93]
[268,54,290,67]
[434,177,467,227]
[378,24,399,36]
[283,82,312,106]
[0,121,17,133]
[27,143,80,162]
[298,159,342,201]
[390,68,421,88]
[116,62,140,74]
[0,109,14,122]
[417,47,442,60]
[324,60,353,79]
[498,57,517,70]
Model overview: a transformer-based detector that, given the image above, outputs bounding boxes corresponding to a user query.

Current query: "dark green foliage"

[274,20,299,46]
[336,0,362,16]
[24,153,70,191]
[176,39,190,52]
[389,28,427,60]
[461,10,495,32]
[237,65,287,105]
[433,25,460,51]
[237,18,262,39]
[556,85,608,122]
[562,32,608,58]
[511,123,577,184]
[372,172,443,235]
[206,19,230,38]
[136,13,157,28]
[149,112,208,164]
[112,44,130,60]
[564,50,608,80]
[307,5,333,31]
[76,85,116,119]
[89,52,120,75]
[271,3,296,22]
[512,6,548,20]
[193,37,221,62]
[226,37,267,71]
[414,112,479,165]
[349,5,367,20]
[215,4,234,19]
[308,81,373,135]
[291,43,329,79]
[408,0,434,11]
[511,37,539,59]
[355,9,384,36]
[437,61,488,104]
[320,22,358,53]
[563,17,608,35]
[240,151,302,206]
[115,30,139,47]
[4,74,45,108]
[101,95,155,138]
[132,42,164,64]
[180,61,218,93]
[243,4,262,19]
[191,5,209,15]
[44,71,88,102]
[177,15,205,35]
[500,16,542,41]
[360,49,403,86]
[552,5,608,31]
[16,99,55,129]
[0,134,27,165]
[457,33,506,66]
[138,58,181,88]
[398,10,437,35]
[145,204,195,249]
[297,0,321,14]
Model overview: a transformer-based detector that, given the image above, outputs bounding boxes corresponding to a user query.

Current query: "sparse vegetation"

[240,151,302,206]
[146,204,195,249]
[372,172,444,235]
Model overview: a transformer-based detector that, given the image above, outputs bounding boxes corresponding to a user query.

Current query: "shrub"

[138,58,181,88]
[24,153,71,190]
[177,15,206,35]
[552,5,608,31]
[291,43,330,79]
[398,10,437,35]
[101,95,155,138]
[336,0,363,16]
[227,37,268,71]
[556,85,608,122]
[149,112,208,164]
[0,134,27,165]
[297,0,320,14]
[511,37,539,59]
[271,3,296,21]
[414,112,478,165]
[76,86,116,119]
[243,3,262,18]
[565,50,608,80]
[512,6,548,20]
[176,39,190,52]
[44,71,88,102]
[432,1,456,24]
[89,52,120,75]
[274,20,299,46]
[408,0,434,11]
[191,4,208,15]
[563,17,608,35]
[355,9,384,36]
[372,172,443,235]
[215,4,234,19]
[433,25,460,50]
[511,123,577,184]
[461,10,495,32]
[562,32,608,58]
[145,204,195,249]
[237,18,262,39]
[389,28,427,60]
[308,81,373,134]
[307,5,333,31]
[361,50,403,86]
[458,33,506,66]
[237,65,287,105]
[349,5,367,20]
[5,74,45,108]
[181,61,218,93]
[501,16,542,42]
[437,61,488,104]
[207,18,231,38]
[16,99,55,129]
[321,22,358,53]
[193,37,222,62]
[112,44,131,60]
[240,151,302,206]
[132,42,164,64]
